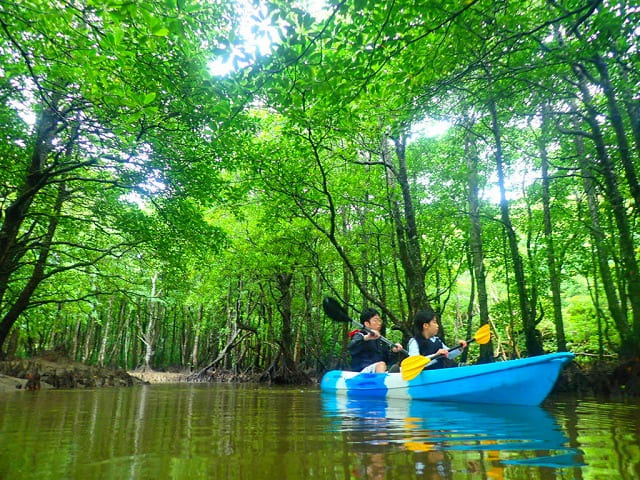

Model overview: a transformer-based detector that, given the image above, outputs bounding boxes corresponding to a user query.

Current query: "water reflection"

[321,394,584,476]
[1,386,637,479]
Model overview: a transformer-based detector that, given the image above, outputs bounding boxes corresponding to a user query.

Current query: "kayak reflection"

[321,394,584,469]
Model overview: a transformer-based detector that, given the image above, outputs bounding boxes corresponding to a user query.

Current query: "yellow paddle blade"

[400,355,430,381]
[405,441,434,452]
[474,324,491,345]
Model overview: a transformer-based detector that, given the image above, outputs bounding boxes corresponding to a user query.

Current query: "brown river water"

[0,384,638,479]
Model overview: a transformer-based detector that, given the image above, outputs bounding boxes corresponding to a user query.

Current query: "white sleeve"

[407,338,420,356]
[446,341,463,360]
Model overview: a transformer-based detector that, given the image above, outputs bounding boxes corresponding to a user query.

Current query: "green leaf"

[143,92,157,105]
[113,28,124,46]
[153,28,170,37]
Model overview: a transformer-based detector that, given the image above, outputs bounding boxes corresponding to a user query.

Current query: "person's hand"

[391,343,403,352]
[365,330,380,341]
[459,340,468,349]
[436,348,449,358]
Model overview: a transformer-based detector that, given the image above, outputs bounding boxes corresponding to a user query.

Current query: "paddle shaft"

[322,296,408,355]
[352,321,408,355]
[428,338,474,360]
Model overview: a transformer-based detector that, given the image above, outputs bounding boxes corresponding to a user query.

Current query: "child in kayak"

[348,308,403,373]
[408,310,467,369]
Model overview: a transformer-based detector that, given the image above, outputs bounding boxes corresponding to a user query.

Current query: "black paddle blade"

[322,297,352,323]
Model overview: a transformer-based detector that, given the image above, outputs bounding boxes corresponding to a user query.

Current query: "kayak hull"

[320,352,574,406]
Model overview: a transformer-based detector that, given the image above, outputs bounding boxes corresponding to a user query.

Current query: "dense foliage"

[1,0,638,380]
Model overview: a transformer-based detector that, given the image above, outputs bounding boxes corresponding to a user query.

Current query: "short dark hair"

[413,309,438,336]
[360,307,380,324]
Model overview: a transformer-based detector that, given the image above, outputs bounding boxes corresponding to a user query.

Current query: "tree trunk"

[190,304,203,369]
[141,272,159,370]
[123,321,129,370]
[70,318,81,361]
[619,67,640,158]
[552,21,640,356]
[181,306,190,366]
[340,216,352,362]
[487,93,543,356]
[0,98,75,356]
[573,67,638,356]
[82,320,95,364]
[462,247,475,365]
[97,297,113,367]
[302,273,313,368]
[0,108,56,305]
[0,179,68,356]
[590,245,605,361]
[275,272,295,375]
[464,122,493,362]
[571,117,631,347]
[132,302,141,368]
[108,300,128,367]
[538,109,567,352]
[387,133,430,317]
[589,55,640,210]
[170,309,177,366]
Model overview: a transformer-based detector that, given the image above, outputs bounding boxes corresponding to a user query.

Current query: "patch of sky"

[209,0,328,76]
[409,117,451,141]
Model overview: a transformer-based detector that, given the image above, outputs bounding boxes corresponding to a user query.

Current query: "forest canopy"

[1,0,639,380]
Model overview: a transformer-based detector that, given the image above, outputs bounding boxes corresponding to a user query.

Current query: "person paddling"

[348,308,403,373]
[407,310,467,370]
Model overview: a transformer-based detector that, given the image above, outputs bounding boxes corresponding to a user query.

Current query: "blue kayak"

[320,352,574,406]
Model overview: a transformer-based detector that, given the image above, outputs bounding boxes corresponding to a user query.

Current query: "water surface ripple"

[0,385,638,479]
